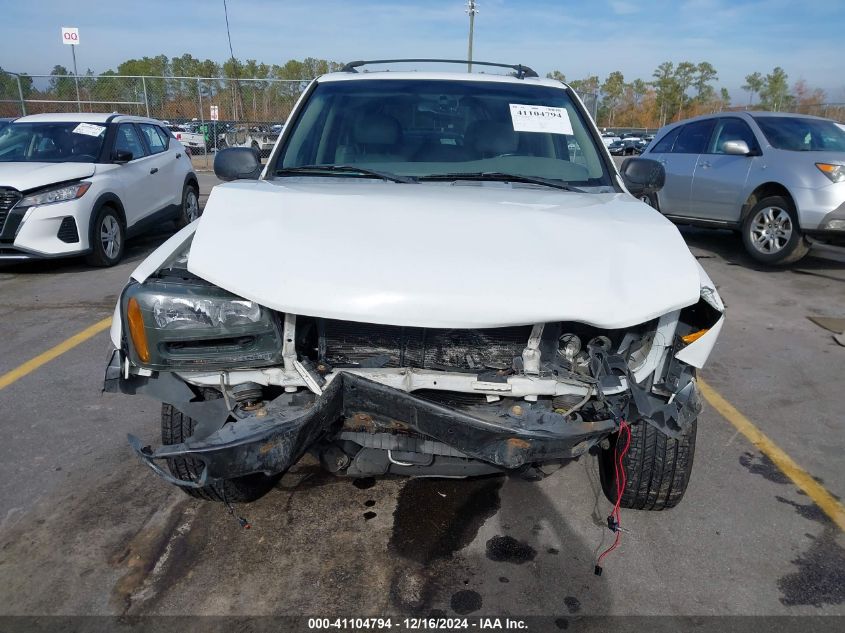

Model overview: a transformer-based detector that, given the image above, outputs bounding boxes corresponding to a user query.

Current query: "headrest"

[466,121,519,155]
[353,113,401,145]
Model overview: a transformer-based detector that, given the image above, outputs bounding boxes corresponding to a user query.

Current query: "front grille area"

[320,320,532,372]
[0,188,22,233]
[57,217,79,243]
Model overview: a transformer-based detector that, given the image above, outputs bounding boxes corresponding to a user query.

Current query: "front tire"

[741,195,809,265]
[85,205,125,267]
[175,183,200,228]
[161,403,280,502]
[599,418,697,510]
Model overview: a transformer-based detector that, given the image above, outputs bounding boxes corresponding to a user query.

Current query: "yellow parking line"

[699,377,845,532]
[0,317,112,391]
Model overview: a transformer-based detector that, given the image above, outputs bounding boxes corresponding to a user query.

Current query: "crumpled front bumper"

[121,370,621,489]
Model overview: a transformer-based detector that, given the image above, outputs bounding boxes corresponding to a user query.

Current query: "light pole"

[466,1,478,72]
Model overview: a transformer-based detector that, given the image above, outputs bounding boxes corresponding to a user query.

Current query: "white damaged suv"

[105,60,724,512]
[0,113,199,266]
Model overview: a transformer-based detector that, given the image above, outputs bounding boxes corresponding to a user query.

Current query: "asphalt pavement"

[0,172,844,626]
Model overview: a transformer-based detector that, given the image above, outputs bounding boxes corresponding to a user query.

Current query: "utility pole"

[466,1,478,73]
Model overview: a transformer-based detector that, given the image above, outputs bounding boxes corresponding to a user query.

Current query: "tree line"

[0,55,837,126]
[547,62,832,129]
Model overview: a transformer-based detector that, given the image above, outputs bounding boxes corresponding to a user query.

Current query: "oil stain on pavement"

[388,476,504,612]
[778,529,845,607]
[450,589,483,614]
[389,476,504,565]
[485,535,537,564]
[738,452,791,485]
[775,495,845,607]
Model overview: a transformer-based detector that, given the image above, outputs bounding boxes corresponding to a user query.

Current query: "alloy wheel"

[100,215,121,260]
[749,206,792,254]
[185,189,200,222]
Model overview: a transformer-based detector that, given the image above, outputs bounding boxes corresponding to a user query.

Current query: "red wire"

[597,419,631,567]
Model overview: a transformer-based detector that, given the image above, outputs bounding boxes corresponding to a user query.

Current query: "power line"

[222,0,245,119]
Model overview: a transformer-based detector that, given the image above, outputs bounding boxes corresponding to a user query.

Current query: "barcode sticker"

[72,123,106,137]
[509,104,573,135]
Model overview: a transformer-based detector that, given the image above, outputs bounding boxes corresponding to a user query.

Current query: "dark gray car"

[642,111,845,264]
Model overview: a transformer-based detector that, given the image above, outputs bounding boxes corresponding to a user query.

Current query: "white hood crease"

[186,178,703,330]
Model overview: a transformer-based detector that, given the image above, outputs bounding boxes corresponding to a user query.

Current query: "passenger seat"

[465,121,519,158]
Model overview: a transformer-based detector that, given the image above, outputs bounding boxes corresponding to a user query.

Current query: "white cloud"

[610,1,639,15]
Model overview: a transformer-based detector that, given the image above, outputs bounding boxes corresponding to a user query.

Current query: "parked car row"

[168,120,284,155]
[0,113,199,265]
[608,137,648,155]
[600,131,654,150]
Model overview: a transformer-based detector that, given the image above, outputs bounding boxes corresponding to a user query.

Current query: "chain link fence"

[4,71,845,169]
[0,72,310,169]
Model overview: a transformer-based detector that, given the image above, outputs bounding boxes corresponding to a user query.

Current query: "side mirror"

[722,140,751,155]
[214,147,261,181]
[620,157,665,196]
[112,149,133,164]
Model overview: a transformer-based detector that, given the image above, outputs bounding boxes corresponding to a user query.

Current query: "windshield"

[275,78,613,190]
[756,116,845,152]
[0,122,107,163]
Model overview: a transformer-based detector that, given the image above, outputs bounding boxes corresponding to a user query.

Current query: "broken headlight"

[152,296,262,330]
[121,279,284,371]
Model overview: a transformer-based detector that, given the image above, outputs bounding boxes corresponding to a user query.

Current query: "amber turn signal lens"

[127,297,150,363]
[681,328,709,344]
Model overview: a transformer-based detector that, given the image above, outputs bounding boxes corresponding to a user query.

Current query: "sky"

[3,0,844,102]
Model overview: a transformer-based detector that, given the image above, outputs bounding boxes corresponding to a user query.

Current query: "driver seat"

[347,113,404,163]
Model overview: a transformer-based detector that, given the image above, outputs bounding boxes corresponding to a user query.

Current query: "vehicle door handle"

[699,160,711,168]
[150,168,158,174]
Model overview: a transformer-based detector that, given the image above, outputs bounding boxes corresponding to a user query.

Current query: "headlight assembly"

[19,182,91,207]
[122,279,283,371]
[816,162,845,183]
[152,296,262,330]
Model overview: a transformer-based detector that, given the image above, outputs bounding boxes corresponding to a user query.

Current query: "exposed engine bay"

[106,266,719,484]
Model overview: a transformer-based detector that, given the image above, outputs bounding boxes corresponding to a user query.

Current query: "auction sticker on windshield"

[72,123,106,137]
[509,104,573,135]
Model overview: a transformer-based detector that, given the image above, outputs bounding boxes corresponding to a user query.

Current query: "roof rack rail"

[341,59,539,79]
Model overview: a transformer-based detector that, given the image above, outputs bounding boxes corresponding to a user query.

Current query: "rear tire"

[741,195,809,265]
[85,205,125,267]
[599,418,697,510]
[161,403,280,502]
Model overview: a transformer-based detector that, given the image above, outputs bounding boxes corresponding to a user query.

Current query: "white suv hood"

[0,162,96,191]
[188,179,701,329]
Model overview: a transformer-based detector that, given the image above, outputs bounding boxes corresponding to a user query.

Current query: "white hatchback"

[0,113,199,266]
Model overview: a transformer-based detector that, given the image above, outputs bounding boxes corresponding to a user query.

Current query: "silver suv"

[642,111,845,264]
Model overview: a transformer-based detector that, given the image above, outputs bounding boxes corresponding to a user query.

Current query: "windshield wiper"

[275,164,416,184]
[419,172,586,192]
